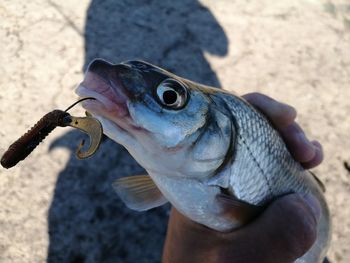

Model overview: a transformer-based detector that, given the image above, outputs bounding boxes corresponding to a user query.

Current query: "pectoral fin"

[112,175,168,211]
[216,193,264,225]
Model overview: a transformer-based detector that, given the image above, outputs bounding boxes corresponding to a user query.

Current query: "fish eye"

[156,79,188,109]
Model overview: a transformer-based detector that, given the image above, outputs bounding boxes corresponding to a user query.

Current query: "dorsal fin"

[310,171,326,193]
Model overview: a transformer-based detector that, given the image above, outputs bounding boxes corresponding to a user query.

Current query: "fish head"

[76,59,233,178]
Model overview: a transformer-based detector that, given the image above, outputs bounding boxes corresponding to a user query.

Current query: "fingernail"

[297,133,316,162]
[302,194,321,223]
[280,103,297,119]
[311,140,323,153]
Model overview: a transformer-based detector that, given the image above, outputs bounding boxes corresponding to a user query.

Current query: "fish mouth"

[75,66,141,133]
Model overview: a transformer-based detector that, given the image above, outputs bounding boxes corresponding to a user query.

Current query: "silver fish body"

[76,59,331,263]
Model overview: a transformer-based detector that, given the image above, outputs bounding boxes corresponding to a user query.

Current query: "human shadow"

[47,0,228,262]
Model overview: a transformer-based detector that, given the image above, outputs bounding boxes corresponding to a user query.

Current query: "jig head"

[1,98,103,169]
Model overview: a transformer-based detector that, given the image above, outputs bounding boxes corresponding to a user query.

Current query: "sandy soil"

[0,0,349,262]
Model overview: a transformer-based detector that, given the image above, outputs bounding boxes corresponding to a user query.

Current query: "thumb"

[233,194,321,263]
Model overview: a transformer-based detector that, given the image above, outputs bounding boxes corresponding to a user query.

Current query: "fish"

[75,59,331,263]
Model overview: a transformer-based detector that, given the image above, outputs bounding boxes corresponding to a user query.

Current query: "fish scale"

[223,95,309,204]
[76,59,331,263]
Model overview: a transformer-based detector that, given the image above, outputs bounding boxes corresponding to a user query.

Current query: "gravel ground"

[0,0,349,262]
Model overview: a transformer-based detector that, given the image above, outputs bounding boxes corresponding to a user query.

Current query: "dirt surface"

[0,0,349,262]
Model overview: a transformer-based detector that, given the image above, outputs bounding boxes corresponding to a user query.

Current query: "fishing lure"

[0,98,103,169]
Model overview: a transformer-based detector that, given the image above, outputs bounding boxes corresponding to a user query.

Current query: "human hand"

[162,92,323,263]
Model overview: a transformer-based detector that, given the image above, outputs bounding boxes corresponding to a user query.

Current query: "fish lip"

[75,71,142,132]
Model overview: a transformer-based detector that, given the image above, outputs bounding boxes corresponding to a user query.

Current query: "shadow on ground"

[47,0,227,262]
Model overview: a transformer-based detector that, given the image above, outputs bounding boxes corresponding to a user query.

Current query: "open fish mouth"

[75,64,141,133]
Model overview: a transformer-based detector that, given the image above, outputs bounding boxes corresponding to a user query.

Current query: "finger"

[279,122,317,163]
[243,92,297,129]
[220,194,320,263]
[243,93,323,167]
[302,141,324,169]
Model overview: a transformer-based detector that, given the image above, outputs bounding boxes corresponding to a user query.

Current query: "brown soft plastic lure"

[0,98,103,169]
